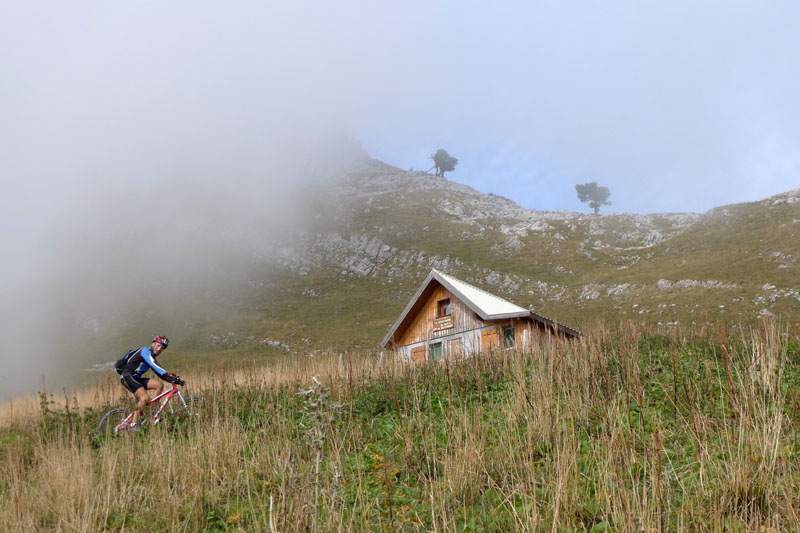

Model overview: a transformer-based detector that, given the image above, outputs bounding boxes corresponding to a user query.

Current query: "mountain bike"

[98,381,206,434]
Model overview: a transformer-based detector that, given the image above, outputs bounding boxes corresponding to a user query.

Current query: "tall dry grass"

[0,320,798,531]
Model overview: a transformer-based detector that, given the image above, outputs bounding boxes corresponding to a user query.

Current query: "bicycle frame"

[114,384,191,431]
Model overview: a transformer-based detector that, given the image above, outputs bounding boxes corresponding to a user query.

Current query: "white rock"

[607,284,635,296]
[657,279,672,290]
[580,285,601,300]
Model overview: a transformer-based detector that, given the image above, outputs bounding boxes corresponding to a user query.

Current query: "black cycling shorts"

[121,375,151,394]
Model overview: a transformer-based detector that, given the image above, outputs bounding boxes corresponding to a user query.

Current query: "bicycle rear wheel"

[98,408,131,434]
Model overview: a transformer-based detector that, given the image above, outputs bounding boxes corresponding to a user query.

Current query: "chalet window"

[429,342,443,361]
[437,298,451,317]
[502,326,515,348]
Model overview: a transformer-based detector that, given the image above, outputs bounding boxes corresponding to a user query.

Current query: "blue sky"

[364,140,589,213]
[350,1,800,214]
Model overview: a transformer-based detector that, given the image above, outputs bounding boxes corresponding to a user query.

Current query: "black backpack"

[114,348,140,375]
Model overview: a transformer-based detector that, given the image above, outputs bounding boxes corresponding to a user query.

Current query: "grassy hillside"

[249,169,798,351]
[3,321,800,531]
[11,163,799,392]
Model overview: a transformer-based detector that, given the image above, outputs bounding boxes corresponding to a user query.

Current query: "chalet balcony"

[433,315,454,332]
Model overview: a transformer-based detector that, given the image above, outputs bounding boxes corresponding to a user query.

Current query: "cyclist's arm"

[140,347,172,381]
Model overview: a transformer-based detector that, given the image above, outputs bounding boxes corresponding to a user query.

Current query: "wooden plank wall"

[410,346,425,363]
[515,319,550,346]
[397,285,485,346]
[481,319,551,351]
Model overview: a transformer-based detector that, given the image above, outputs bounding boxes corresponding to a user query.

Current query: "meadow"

[1,320,799,531]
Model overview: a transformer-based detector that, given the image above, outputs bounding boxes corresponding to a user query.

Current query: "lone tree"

[430,149,458,177]
[575,182,612,214]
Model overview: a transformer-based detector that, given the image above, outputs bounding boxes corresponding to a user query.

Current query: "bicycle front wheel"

[98,408,131,434]
[170,395,207,421]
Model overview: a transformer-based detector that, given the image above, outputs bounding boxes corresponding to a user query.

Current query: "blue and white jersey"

[118,347,169,380]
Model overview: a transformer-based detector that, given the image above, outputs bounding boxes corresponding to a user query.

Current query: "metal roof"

[432,270,530,319]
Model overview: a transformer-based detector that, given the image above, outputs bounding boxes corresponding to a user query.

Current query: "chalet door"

[411,346,426,364]
[481,328,498,352]
[447,338,463,360]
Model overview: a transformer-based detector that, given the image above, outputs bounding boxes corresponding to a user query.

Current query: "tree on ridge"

[430,149,458,177]
[575,182,612,214]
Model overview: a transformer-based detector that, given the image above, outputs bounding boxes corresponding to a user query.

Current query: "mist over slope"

[0,138,368,396]
[4,157,799,396]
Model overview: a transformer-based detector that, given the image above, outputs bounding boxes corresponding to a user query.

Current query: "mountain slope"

[11,159,800,393]
[263,161,798,337]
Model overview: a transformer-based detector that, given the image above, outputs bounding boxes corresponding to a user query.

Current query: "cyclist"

[116,335,183,427]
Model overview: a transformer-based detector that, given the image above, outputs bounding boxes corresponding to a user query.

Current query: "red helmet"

[153,335,169,348]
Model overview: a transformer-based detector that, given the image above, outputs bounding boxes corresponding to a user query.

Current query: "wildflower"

[370,453,385,469]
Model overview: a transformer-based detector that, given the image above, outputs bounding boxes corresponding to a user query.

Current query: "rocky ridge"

[268,163,800,326]
[335,165,702,249]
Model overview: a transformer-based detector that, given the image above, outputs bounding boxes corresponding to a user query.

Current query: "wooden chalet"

[381,269,580,362]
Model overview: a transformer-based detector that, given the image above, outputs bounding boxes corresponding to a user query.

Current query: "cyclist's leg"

[132,388,149,424]
[136,379,164,424]
[118,379,136,424]
[122,375,149,425]
[144,377,164,396]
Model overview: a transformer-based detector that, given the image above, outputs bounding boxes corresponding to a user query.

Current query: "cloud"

[0,2,380,394]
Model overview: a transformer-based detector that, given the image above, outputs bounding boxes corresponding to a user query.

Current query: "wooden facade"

[382,270,579,362]
[397,285,481,347]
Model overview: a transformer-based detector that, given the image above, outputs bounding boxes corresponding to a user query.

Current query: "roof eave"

[526,311,582,338]
[380,270,437,347]
[483,311,533,320]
